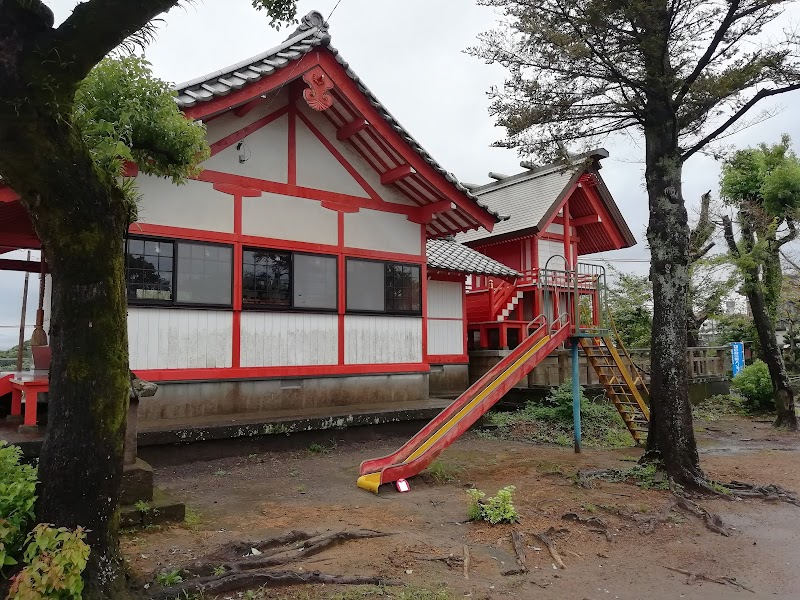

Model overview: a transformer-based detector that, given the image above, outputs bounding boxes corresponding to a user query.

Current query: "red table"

[9,371,49,432]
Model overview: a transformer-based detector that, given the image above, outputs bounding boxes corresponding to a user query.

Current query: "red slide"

[357,317,571,493]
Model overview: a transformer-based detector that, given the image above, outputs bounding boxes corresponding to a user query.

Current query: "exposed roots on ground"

[561,512,613,541]
[532,527,568,569]
[725,481,800,506]
[664,565,754,593]
[152,529,395,598]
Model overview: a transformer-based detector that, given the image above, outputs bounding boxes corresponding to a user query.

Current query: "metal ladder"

[580,337,650,444]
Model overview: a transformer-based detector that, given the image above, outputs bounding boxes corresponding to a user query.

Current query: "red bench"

[9,346,50,433]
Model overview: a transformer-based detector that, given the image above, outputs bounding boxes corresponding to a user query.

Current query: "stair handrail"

[526,314,547,336]
[550,311,571,334]
[606,307,650,395]
[490,279,518,318]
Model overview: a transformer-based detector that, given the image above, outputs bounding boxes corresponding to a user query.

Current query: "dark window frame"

[345,257,423,316]
[125,235,234,309]
[242,247,339,313]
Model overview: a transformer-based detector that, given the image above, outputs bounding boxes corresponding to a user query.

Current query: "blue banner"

[731,342,745,376]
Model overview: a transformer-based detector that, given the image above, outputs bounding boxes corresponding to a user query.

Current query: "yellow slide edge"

[357,472,381,493]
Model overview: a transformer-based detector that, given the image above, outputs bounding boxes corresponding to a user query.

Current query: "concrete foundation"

[138,372,429,425]
[428,364,469,397]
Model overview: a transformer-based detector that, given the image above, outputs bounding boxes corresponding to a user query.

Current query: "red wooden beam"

[579,182,624,248]
[380,164,415,186]
[337,118,369,141]
[0,259,45,273]
[0,234,41,250]
[571,214,601,227]
[408,200,455,224]
[213,183,263,197]
[209,105,289,156]
[0,187,20,203]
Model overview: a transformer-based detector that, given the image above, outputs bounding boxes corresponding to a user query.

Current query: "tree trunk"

[0,97,132,599]
[744,272,798,429]
[643,119,704,484]
[687,315,701,348]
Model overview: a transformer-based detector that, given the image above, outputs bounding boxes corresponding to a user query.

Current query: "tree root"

[463,544,470,580]
[151,570,401,599]
[153,529,395,597]
[576,469,618,488]
[664,566,754,593]
[532,527,568,569]
[725,481,800,506]
[511,530,528,572]
[561,512,613,541]
[183,529,392,577]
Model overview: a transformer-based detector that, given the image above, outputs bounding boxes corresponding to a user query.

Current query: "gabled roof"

[426,239,519,278]
[172,11,504,237]
[457,150,636,254]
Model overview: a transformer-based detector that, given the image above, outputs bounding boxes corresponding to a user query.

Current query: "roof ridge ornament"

[286,10,329,40]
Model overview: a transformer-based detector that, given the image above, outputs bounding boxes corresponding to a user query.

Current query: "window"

[346,259,421,315]
[243,249,337,310]
[126,236,232,306]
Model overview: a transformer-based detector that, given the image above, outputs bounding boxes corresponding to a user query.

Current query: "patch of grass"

[308,442,330,454]
[709,481,733,496]
[212,565,226,576]
[184,507,201,529]
[214,469,230,477]
[581,502,598,513]
[328,586,452,600]
[539,462,564,475]
[487,380,633,448]
[424,460,462,484]
[693,394,749,422]
[134,500,151,514]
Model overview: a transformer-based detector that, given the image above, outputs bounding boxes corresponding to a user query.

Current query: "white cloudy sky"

[2,0,800,349]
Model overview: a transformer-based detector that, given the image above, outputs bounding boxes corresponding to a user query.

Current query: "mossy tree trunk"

[642,109,704,485]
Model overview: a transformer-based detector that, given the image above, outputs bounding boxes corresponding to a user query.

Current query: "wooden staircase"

[580,337,650,444]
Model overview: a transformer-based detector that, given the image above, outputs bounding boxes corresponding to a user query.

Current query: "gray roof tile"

[172,10,504,228]
[426,239,519,277]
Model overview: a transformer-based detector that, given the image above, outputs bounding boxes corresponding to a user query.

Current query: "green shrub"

[0,442,38,571]
[7,524,90,599]
[466,485,518,524]
[732,360,774,411]
[692,394,748,421]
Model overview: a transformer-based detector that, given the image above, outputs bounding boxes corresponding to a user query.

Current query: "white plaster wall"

[240,312,337,367]
[297,103,415,206]
[427,280,463,319]
[242,192,338,245]
[134,176,234,233]
[344,209,422,255]
[538,239,566,271]
[427,320,464,355]
[295,120,369,198]
[203,116,289,183]
[127,308,232,370]
[344,315,422,364]
[204,91,288,144]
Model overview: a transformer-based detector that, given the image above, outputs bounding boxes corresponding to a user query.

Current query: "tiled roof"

[426,239,520,277]
[173,11,505,226]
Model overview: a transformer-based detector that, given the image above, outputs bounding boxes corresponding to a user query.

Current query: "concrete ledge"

[120,488,185,529]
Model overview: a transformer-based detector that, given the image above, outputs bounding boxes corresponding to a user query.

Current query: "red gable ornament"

[302,67,335,111]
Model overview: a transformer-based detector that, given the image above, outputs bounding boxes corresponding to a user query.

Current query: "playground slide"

[357,318,571,493]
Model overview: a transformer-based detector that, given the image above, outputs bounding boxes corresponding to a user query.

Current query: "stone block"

[121,458,154,505]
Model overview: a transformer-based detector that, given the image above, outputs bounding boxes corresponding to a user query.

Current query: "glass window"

[346,259,422,314]
[294,254,337,309]
[243,249,291,307]
[175,242,232,305]
[385,264,421,312]
[126,238,174,302]
[347,259,385,312]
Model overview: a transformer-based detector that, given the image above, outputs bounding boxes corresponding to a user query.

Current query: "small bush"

[692,394,748,421]
[732,360,774,411]
[424,460,462,484]
[466,485,518,524]
[7,524,90,600]
[156,568,184,586]
[307,443,329,454]
[0,442,37,572]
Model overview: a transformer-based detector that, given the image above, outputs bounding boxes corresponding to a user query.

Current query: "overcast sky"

[2,0,800,350]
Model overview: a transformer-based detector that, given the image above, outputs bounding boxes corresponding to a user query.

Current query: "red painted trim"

[209,105,288,157]
[234,97,265,118]
[288,102,297,185]
[213,183,262,197]
[462,280,468,356]
[337,211,346,365]
[0,234,41,250]
[295,109,381,203]
[321,201,359,213]
[427,271,465,282]
[0,187,20,203]
[426,354,469,364]
[408,200,455,225]
[135,363,431,383]
[380,165,414,185]
[130,223,425,263]
[318,52,498,232]
[0,259,45,273]
[428,316,464,322]
[571,214,601,227]
[182,54,320,120]
[580,182,625,248]
[337,118,369,141]
[196,170,420,218]
[563,196,572,268]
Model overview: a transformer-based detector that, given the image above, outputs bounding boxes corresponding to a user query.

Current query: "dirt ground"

[124,418,800,599]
